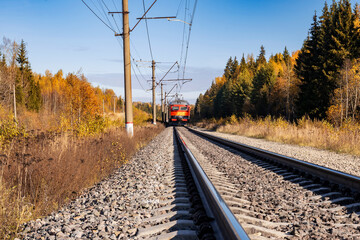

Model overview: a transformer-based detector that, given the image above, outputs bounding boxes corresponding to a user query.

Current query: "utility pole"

[161,83,164,122]
[103,98,105,119]
[13,84,17,124]
[114,97,116,114]
[152,60,156,125]
[122,0,133,137]
[164,91,167,123]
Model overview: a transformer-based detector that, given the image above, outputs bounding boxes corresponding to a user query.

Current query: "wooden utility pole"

[161,83,164,122]
[13,84,17,124]
[164,91,167,123]
[103,98,105,119]
[122,0,133,137]
[152,60,156,125]
[114,97,116,113]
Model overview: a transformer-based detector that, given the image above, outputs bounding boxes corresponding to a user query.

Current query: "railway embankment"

[0,124,164,239]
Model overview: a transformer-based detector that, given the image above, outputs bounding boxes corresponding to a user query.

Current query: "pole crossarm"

[161,78,192,82]
[108,11,129,14]
[136,16,176,20]
[156,61,178,86]
[165,84,177,98]
[131,0,158,32]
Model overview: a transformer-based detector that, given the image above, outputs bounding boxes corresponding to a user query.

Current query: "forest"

[194,0,360,125]
[0,38,124,137]
[0,37,163,238]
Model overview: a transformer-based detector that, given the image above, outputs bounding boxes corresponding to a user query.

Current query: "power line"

[98,0,114,29]
[176,0,185,17]
[101,0,122,33]
[110,0,123,27]
[81,0,117,33]
[142,0,154,60]
[178,0,188,80]
[115,37,149,92]
[182,0,198,79]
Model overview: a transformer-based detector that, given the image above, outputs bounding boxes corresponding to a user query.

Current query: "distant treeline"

[195,0,360,124]
[0,38,124,129]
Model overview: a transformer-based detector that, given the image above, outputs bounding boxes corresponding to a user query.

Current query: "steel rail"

[186,127,360,192]
[174,127,250,240]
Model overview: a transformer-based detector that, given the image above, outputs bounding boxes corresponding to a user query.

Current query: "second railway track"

[176,126,360,239]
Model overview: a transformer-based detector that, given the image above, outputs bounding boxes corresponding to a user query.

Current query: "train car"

[168,99,191,125]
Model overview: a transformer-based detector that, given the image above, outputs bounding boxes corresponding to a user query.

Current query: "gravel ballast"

[20,127,200,239]
[192,126,360,177]
[178,127,360,239]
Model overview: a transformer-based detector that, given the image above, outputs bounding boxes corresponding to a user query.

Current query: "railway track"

[134,127,249,239]
[175,126,360,239]
[21,127,249,239]
[21,126,360,239]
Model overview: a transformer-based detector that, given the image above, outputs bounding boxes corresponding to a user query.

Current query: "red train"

[168,99,191,125]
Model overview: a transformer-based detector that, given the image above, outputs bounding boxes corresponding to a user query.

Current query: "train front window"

[180,107,188,111]
[172,106,179,111]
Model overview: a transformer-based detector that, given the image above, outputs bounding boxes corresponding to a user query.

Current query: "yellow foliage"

[196,116,360,156]
[215,76,226,87]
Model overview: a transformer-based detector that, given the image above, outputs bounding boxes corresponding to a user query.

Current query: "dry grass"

[0,124,164,239]
[195,115,360,156]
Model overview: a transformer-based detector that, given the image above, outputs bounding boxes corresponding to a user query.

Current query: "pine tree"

[15,40,28,106]
[256,45,267,67]
[27,76,42,111]
[224,57,233,80]
[240,54,247,72]
[318,0,360,119]
[15,39,42,111]
[295,12,323,118]
[283,47,291,65]
[230,57,239,80]
[251,64,276,116]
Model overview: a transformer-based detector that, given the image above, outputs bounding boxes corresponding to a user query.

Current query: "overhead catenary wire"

[182,0,198,79]
[82,0,198,99]
[81,0,117,33]
[177,0,188,80]
[98,0,114,28]
[115,37,149,92]
[100,0,122,33]
[142,0,154,60]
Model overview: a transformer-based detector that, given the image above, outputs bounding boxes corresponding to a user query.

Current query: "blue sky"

[1,0,358,103]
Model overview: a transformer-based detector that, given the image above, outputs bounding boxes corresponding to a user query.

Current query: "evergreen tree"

[230,57,239,80]
[283,47,291,65]
[240,54,247,72]
[224,57,233,80]
[256,45,267,67]
[317,0,360,118]
[15,40,28,106]
[251,64,276,116]
[295,12,324,118]
[231,69,253,116]
[27,76,42,111]
[15,39,42,111]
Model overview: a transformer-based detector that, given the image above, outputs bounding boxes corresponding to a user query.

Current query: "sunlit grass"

[195,115,360,156]
[0,104,164,239]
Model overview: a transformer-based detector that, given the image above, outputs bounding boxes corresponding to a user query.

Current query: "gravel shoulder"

[20,127,176,239]
[191,126,360,177]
